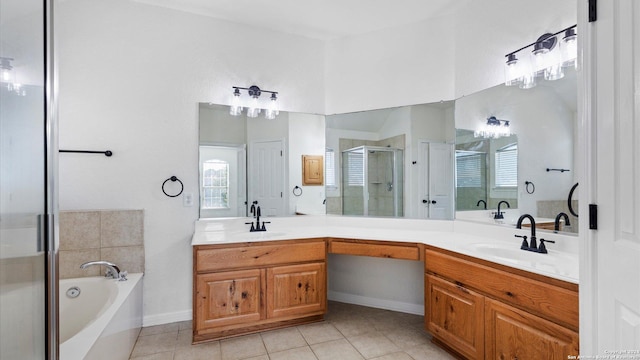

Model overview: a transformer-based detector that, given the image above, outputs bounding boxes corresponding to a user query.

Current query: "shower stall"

[342,146,404,217]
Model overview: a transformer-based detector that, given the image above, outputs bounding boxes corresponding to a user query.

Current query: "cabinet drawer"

[329,239,420,260]
[196,240,326,272]
[425,249,578,331]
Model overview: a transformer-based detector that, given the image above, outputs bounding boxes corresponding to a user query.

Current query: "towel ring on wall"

[162,176,184,197]
[292,186,303,197]
[525,181,535,194]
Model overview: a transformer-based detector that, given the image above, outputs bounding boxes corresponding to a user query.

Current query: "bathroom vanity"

[193,239,327,342]
[192,216,579,359]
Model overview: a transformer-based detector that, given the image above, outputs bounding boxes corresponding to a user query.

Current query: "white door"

[249,140,285,216]
[418,141,454,219]
[581,0,640,355]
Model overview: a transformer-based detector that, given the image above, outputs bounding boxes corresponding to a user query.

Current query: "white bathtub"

[60,273,143,360]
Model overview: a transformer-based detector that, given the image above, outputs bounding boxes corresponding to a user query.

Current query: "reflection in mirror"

[198,103,326,218]
[455,130,518,212]
[325,102,455,219]
[454,67,577,234]
[341,146,404,217]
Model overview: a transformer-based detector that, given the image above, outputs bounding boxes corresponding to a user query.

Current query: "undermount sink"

[232,231,288,240]
[467,242,578,277]
[468,243,525,263]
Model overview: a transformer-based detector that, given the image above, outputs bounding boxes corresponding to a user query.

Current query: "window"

[202,159,229,209]
[495,143,518,188]
[325,148,336,188]
[346,150,364,186]
[456,151,483,188]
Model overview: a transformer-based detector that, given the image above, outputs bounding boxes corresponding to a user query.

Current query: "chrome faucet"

[515,214,555,253]
[494,200,510,219]
[554,212,571,232]
[476,199,487,209]
[80,261,127,281]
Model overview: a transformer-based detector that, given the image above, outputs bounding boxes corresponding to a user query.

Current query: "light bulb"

[519,73,537,89]
[229,88,243,116]
[246,96,260,118]
[504,54,522,86]
[561,28,577,68]
[264,93,279,119]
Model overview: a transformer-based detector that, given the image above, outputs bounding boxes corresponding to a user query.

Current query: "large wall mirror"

[198,103,326,218]
[455,67,578,234]
[324,103,456,219]
[197,68,577,234]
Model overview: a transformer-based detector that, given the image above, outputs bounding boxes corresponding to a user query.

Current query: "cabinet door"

[267,262,326,319]
[485,298,579,360]
[195,269,264,331]
[426,275,484,360]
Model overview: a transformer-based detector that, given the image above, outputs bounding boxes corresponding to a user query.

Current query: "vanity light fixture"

[229,85,279,119]
[0,57,26,96]
[474,116,511,139]
[504,24,577,89]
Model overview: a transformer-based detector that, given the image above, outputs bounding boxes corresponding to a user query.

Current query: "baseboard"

[142,294,423,327]
[328,291,424,315]
[143,310,192,327]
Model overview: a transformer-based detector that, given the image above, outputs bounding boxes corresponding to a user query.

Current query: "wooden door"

[195,269,264,331]
[485,298,579,360]
[425,275,484,360]
[266,262,326,319]
[580,0,640,354]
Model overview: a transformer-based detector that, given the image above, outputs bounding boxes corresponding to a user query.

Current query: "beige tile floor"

[129,301,455,360]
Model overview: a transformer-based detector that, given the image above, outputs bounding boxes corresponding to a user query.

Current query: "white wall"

[324,0,576,113]
[288,113,326,215]
[325,16,456,114]
[57,0,324,324]
[453,0,577,98]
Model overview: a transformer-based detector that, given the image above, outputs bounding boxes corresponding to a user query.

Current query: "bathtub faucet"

[80,261,127,281]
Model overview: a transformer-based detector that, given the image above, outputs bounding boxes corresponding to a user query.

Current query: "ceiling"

[133,0,471,40]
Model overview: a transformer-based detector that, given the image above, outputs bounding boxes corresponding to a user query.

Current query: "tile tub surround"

[129,301,454,360]
[59,210,144,279]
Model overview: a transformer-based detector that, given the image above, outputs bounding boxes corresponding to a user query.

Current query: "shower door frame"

[342,145,403,217]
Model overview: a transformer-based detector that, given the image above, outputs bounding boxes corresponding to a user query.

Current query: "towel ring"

[292,186,303,197]
[525,181,535,194]
[162,176,184,197]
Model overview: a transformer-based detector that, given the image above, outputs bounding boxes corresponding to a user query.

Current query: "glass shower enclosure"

[1,0,57,358]
[342,146,403,217]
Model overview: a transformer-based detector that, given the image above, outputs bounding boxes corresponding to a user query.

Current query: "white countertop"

[192,215,579,284]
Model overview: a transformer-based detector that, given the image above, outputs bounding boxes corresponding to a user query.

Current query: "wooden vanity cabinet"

[485,298,579,360]
[426,274,485,360]
[425,247,579,360]
[193,239,327,342]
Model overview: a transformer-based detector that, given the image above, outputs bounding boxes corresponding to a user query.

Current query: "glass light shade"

[246,96,260,118]
[504,54,522,86]
[229,92,242,116]
[264,96,279,120]
[561,29,578,68]
[519,72,537,89]
[544,63,565,81]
